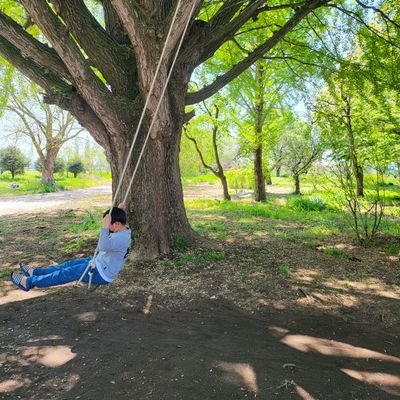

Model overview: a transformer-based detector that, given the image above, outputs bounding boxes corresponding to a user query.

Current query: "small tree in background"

[282,123,321,195]
[68,160,85,178]
[0,146,29,179]
[184,101,232,201]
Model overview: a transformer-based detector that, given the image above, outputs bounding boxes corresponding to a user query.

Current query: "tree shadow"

[1,286,400,399]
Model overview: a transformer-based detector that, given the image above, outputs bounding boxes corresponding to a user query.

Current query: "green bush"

[0,146,29,178]
[288,195,327,211]
[68,160,85,177]
[225,168,254,190]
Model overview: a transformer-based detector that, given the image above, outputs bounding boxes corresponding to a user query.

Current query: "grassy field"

[182,172,400,248]
[0,170,111,195]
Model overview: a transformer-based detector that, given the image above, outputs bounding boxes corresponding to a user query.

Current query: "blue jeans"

[28,257,109,288]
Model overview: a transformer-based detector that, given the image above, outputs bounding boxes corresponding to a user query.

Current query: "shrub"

[68,160,85,177]
[288,196,327,211]
[225,168,254,190]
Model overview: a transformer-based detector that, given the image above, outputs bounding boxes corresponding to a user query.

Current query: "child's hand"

[102,214,112,228]
[118,202,126,210]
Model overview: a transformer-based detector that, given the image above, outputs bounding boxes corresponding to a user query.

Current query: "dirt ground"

[1,186,400,399]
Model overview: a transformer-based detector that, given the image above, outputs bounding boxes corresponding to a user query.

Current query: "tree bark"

[107,83,199,259]
[253,146,266,201]
[342,92,364,197]
[265,169,272,185]
[294,174,301,195]
[41,146,59,185]
[220,174,231,201]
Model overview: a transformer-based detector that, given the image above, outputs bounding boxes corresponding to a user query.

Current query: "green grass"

[0,270,9,281]
[160,250,226,269]
[0,170,111,195]
[383,244,400,255]
[69,211,101,233]
[182,174,219,185]
[323,247,350,259]
[185,191,399,242]
[278,264,291,275]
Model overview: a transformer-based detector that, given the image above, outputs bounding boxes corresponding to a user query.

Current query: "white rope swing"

[77,1,197,288]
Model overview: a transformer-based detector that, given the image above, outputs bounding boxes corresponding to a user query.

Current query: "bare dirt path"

[0,182,283,216]
[0,185,112,216]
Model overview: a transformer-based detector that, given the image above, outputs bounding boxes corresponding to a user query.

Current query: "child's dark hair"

[103,207,127,225]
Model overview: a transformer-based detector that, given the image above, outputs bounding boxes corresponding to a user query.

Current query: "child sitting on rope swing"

[10,205,131,292]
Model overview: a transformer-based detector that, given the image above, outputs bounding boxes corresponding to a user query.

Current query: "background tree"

[0,146,29,178]
[35,157,66,175]
[184,100,232,200]
[2,77,84,185]
[282,121,320,194]
[68,160,85,178]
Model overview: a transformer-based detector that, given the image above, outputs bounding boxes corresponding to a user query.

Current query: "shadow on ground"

[1,285,400,400]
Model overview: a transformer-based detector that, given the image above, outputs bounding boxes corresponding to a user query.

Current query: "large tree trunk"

[41,146,59,185]
[42,163,55,185]
[107,85,198,259]
[254,146,266,201]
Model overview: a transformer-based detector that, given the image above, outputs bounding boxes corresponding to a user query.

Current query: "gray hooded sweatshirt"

[95,227,132,282]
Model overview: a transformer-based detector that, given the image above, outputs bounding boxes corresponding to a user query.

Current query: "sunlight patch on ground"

[213,361,258,394]
[0,377,31,393]
[341,369,400,397]
[294,382,317,400]
[75,311,98,322]
[293,269,322,284]
[281,334,400,363]
[22,345,76,368]
[27,335,64,343]
[143,294,153,316]
[323,280,400,300]
[252,231,270,238]
[268,326,290,337]
[0,284,47,305]
[335,243,357,251]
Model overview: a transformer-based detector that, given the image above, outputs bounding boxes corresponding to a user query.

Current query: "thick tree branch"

[110,0,201,83]
[161,0,203,59]
[0,36,73,96]
[183,0,265,66]
[51,0,136,95]
[186,0,327,105]
[109,0,153,76]
[21,0,129,134]
[0,12,72,82]
[44,92,111,152]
